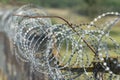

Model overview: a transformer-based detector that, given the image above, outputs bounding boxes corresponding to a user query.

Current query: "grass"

[46,8,90,24]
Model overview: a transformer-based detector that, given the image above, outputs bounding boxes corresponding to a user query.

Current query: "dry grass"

[0,69,7,80]
[46,8,90,24]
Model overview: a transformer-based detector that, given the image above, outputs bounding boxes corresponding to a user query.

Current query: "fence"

[0,4,120,80]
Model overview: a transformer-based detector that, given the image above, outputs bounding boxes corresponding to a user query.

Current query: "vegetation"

[1,0,120,18]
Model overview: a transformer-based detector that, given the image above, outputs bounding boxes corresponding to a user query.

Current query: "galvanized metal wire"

[0,4,120,80]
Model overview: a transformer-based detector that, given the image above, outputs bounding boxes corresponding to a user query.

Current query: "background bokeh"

[0,0,120,80]
[1,0,120,23]
[1,0,120,18]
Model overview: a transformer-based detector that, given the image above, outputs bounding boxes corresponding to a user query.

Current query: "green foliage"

[1,0,120,17]
[0,0,9,4]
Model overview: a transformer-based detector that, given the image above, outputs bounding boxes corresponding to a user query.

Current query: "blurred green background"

[0,0,120,80]
[0,0,120,18]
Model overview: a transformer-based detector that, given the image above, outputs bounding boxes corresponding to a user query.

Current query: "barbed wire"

[0,4,120,80]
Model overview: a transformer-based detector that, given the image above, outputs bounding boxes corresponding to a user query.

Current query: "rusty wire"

[1,4,120,80]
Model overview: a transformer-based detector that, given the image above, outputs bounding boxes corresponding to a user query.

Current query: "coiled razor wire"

[0,4,120,80]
